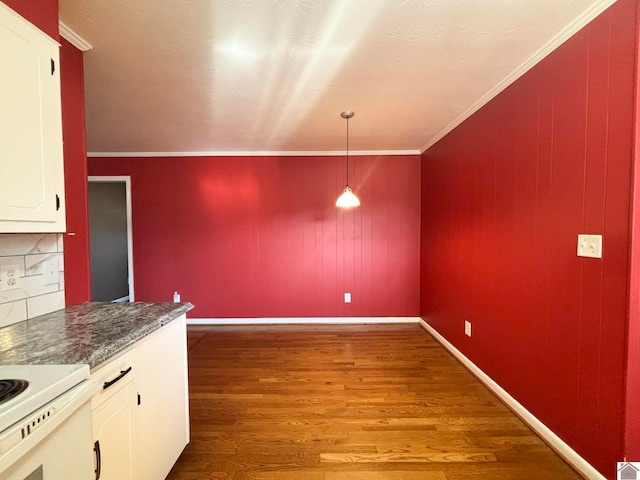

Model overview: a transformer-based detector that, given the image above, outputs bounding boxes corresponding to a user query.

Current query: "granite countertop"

[0,302,194,369]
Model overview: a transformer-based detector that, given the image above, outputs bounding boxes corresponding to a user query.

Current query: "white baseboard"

[418,319,605,480]
[187,317,420,325]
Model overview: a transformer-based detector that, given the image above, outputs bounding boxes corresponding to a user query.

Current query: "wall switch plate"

[42,260,58,285]
[1,264,20,291]
[465,320,472,337]
[344,293,351,303]
[577,234,603,258]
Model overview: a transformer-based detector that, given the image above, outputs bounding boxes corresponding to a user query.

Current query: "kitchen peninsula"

[0,301,193,367]
[0,302,193,479]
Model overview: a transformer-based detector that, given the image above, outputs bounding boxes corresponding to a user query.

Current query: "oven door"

[0,381,97,480]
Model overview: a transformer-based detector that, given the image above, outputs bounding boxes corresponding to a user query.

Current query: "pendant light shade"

[336,110,360,208]
[336,186,360,208]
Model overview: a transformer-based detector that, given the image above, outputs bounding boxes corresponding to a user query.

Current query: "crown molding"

[59,21,93,51]
[419,0,617,154]
[87,149,421,158]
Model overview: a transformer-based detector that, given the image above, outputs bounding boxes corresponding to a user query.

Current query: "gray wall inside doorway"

[89,182,129,301]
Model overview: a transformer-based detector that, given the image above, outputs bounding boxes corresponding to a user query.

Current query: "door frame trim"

[88,175,134,301]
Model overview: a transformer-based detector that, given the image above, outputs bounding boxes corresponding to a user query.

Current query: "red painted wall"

[421,0,636,476]
[89,155,421,318]
[60,38,91,305]
[628,156,640,460]
[626,0,640,460]
[1,0,58,40]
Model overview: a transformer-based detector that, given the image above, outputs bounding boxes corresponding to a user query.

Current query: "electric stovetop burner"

[0,379,28,405]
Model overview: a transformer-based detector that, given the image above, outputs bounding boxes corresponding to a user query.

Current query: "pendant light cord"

[345,116,350,188]
[336,110,359,208]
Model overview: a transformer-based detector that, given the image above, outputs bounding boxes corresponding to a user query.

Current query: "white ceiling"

[58,0,616,156]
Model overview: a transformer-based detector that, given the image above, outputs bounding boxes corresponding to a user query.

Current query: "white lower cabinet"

[92,378,138,480]
[91,347,138,480]
[135,316,190,480]
[90,314,189,480]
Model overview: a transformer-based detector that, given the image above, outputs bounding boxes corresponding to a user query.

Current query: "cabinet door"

[135,316,189,480]
[92,378,138,480]
[0,4,65,232]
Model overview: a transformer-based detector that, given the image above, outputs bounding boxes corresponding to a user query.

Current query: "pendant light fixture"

[336,110,360,208]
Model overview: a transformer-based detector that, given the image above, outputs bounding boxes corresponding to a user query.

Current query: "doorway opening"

[88,176,134,302]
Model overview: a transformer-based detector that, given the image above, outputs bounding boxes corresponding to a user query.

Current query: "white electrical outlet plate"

[43,260,58,286]
[1,264,21,291]
[344,293,351,303]
[577,234,603,258]
[465,320,472,337]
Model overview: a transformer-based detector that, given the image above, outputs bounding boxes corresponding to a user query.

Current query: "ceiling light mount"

[336,110,360,208]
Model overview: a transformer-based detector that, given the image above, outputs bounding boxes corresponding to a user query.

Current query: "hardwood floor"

[166,324,583,480]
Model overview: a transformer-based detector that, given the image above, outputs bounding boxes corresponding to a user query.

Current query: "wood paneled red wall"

[89,155,421,318]
[420,0,636,476]
[60,38,91,305]
[626,0,640,458]
[628,155,640,461]
[1,0,58,40]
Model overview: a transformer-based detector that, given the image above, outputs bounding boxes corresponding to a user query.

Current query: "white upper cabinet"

[0,3,65,232]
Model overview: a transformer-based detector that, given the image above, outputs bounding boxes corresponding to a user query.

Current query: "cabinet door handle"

[94,440,101,480]
[103,366,133,390]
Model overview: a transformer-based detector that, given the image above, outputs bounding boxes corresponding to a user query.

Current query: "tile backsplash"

[0,233,65,328]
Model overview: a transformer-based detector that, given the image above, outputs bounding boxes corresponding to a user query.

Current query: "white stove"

[0,365,89,432]
[0,365,97,479]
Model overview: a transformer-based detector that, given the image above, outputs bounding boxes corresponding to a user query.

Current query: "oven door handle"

[94,440,102,480]
[102,366,133,390]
